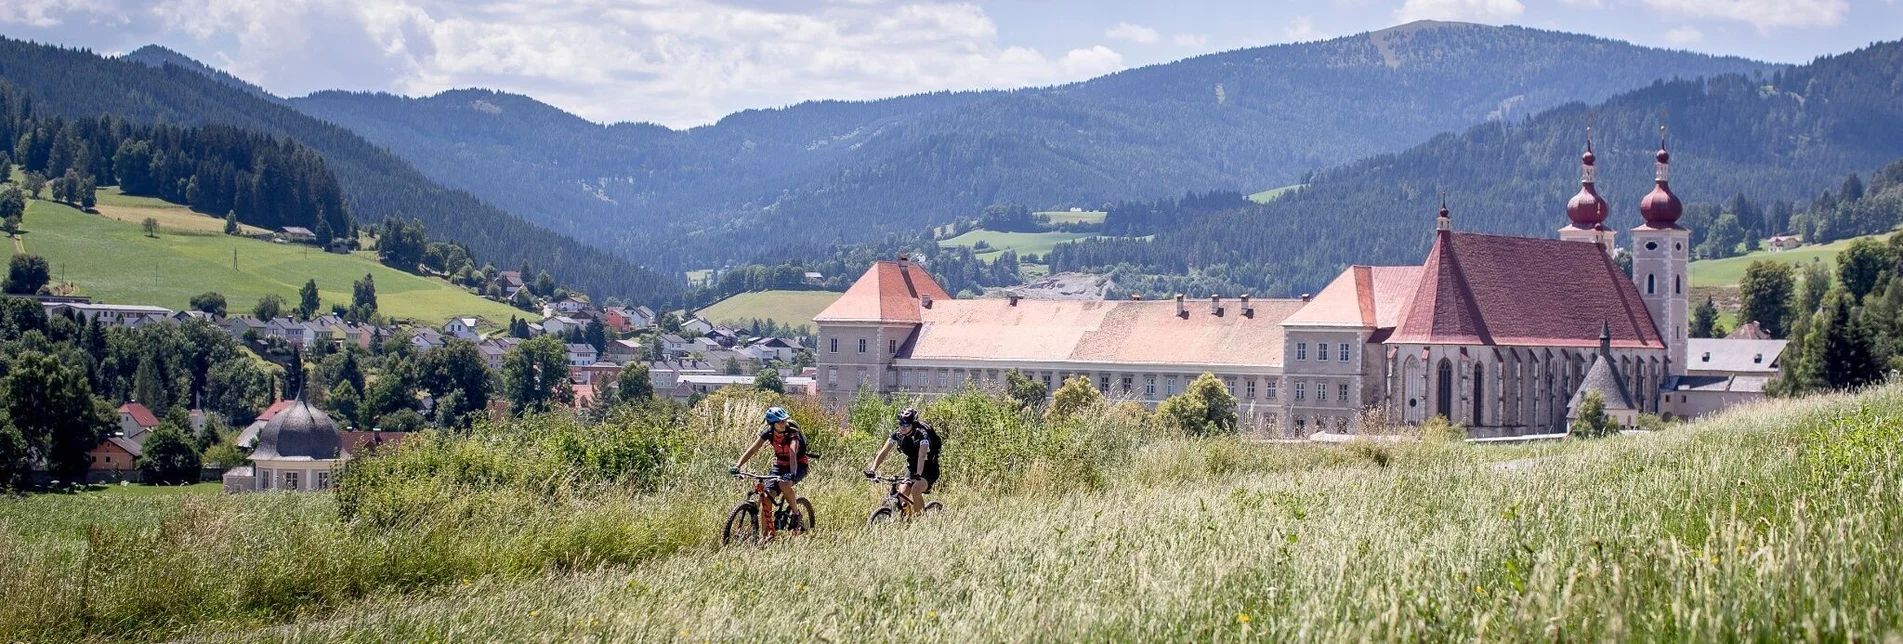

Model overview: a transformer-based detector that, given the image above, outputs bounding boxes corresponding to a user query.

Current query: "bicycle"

[722,471,816,546]
[865,474,944,525]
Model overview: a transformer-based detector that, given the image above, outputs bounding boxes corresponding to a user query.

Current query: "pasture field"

[1688,231,1894,288]
[1036,210,1107,224]
[695,290,840,327]
[1247,184,1303,203]
[939,229,1100,259]
[3,383,1900,642]
[13,198,522,324]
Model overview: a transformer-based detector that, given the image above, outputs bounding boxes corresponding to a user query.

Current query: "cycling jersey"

[759,423,809,470]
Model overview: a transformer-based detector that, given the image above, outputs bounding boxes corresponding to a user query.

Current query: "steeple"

[1559,125,1616,251]
[1638,125,1683,229]
[1436,194,1451,232]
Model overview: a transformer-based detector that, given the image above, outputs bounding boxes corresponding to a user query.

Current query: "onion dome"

[1436,197,1451,231]
[1639,128,1683,228]
[252,398,343,459]
[1566,133,1608,229]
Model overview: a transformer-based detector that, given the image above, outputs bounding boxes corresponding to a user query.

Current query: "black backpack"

[919,425,944,462]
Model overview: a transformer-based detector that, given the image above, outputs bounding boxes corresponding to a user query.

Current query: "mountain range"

[0,37,680,304]
[265,21,1773,272]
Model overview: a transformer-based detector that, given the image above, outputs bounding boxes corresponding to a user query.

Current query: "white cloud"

[1664,25,1703,45]
[1558,0,1603,7]
[1104,21,1158,43]
[1395,0,1526,22]
[1172,33,1207,47]
[31,0,1132,128]
[1284,16,1319,41]
[1640,0,1847,31]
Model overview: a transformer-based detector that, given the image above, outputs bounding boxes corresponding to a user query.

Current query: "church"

[814,133,1781,437]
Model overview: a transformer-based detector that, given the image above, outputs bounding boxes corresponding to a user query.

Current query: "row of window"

[1293,342,1353,362]
[827,337,900,354]
[257,469,330,490]
[1288,381,1354,405]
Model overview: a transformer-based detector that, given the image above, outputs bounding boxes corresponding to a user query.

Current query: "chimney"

[921,294,933,309]
[1241,294,1254,318]
[1129,293,1142,301]
[897,252,910,263]
[1175,294,1187,318]
[1300,293,1313,303]
[1209,295,1222,316]
[1008,293,1020,306]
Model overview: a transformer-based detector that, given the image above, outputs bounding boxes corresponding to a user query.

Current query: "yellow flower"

[1474,585,1484,594]
[529,610,538,617]
[1237,612,1251,624]
[928,611,939,620]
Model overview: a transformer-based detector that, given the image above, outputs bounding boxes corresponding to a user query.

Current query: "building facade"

[817,135,1766,436]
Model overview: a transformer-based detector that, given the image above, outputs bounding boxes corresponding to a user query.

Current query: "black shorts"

[770,464,808,484]
[913,462,941,490]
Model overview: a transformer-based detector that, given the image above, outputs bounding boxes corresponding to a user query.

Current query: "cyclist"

[733,406,809,527]
[864,408,941,516]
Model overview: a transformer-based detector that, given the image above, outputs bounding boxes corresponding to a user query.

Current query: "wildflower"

[1237,612,1251,624]
[929,611,939,620]
[1474,585,1484,594]
[530,610,538,617]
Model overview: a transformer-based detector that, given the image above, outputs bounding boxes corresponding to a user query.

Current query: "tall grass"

[3,385,1900,641]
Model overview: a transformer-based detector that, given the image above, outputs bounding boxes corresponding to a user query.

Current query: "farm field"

[5,383,1899,642]
[88,186,272,235]
[1036,210,1106,224]
[695,289,841,327]
[940,229,1100,259]
[1688,231,1893,288]
[12,198,523,324]
[1247,184,1303,203]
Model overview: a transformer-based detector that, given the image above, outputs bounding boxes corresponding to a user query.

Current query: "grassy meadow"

[13,197,522,324]
[1247,184,1303,203]
[3,381,1901,641]
[1687,232,1890,288]
[695,290,841,327]
[1036,210,1107,225]
[939,229,1100,259]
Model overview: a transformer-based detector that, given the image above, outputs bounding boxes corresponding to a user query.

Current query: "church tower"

[1559,128,1615,251]
[1631,127,1689,377]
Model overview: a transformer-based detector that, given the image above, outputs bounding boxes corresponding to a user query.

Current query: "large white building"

[815,135,1782,437]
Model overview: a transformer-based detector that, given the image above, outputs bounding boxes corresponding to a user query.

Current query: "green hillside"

[14,198,522,324]
[1690,232,1893,288]
[1247,184,1303,203]
[941,230,1101,259]
[1037,210,1107,224]
[695,290,841,327]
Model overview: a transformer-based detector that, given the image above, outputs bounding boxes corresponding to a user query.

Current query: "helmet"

[764,407,791,424]
[897,408,919,426]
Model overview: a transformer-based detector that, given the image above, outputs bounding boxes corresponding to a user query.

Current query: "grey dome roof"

[252,399,343,460]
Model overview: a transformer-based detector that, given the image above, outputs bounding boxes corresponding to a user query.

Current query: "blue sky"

[1,0,1895,128]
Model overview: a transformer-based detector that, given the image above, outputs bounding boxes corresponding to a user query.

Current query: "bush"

[1047,375,1104,423]
[1152,373,1238,436]
[1417,415,1467,443]
[136,426,201,485]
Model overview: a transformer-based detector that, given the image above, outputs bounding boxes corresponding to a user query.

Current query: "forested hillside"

[1048,40,1903,297]
[280,21,1770,271]
[0,37,678,304]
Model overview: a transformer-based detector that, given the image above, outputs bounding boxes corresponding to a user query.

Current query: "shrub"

[1152,373,1238,436]
[1417,415,1467,443]
[1047,375,1104,423]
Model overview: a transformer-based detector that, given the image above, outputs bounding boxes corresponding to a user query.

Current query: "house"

[569,362,623,385]
[305,317,341,347]
[1766,235,1803,252]
[660,334,693,358]
[267,318,315,348]
[804,271,825,285]
[444,316,484,341]
[604,339,644,363]
[630,306,657,329]
[706,327,741,348]
[116,402,161,442]
[496,271,527,298]
[279,226,316,242]
[478,337,523,370]
[681,318,714,334]
[224,396,347,493]
[541,315,583,337]
[226,315,268,340]
[173,310,217,323]
[603,306,654,333]
[87,437,143,483]
[645,360,718,391]
[1663,337,1788,421]
[237,400,298,448]
[543,298,589,317]
[693,337,723,355]
[749,337,802,362]
[409,328,448,353]
[565,343,599,366]
[44,302,174,328]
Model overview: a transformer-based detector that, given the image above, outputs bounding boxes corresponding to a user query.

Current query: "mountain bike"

[865,474,944,525]
[723,471,816,546]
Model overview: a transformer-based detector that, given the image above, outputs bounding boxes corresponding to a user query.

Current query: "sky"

[1,0,1897,129]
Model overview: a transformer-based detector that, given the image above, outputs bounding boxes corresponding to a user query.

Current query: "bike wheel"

[922,501,945,515]
[867,503,898,525]
[722,502,760,547]
[794,498,817,532]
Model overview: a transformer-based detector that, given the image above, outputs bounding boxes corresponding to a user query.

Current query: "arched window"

[1472,363,1485,426]
[1676,274,1683,294]
[1435,359,1453,419]
[1647,273,1656,294]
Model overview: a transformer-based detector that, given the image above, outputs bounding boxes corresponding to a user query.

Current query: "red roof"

[813,260,951,324]
[1390,231,1663,348]
[117,402,160,428]
[256,399,296,422]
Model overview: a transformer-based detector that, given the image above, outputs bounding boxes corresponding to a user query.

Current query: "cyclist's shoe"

[729,466,740,475]
[864,470,877,479]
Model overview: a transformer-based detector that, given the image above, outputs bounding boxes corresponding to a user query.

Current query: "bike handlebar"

[865,473,915,484]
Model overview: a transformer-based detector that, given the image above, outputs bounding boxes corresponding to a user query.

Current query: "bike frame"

[872,475,919,516]
[738,472,793,538]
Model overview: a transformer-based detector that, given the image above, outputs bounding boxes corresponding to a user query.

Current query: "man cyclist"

[733,406,808,528]
[864,408,941,516]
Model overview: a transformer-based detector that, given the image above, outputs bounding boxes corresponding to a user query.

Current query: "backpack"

[919,425,944,462]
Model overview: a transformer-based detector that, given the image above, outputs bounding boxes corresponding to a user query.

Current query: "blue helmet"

[764,406,791,424]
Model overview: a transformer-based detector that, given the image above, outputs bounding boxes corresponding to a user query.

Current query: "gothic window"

[1472,363,1485,426]
[1436,359,1454,419]
[1647,274,1656,294]
[1676,274,1682,295]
